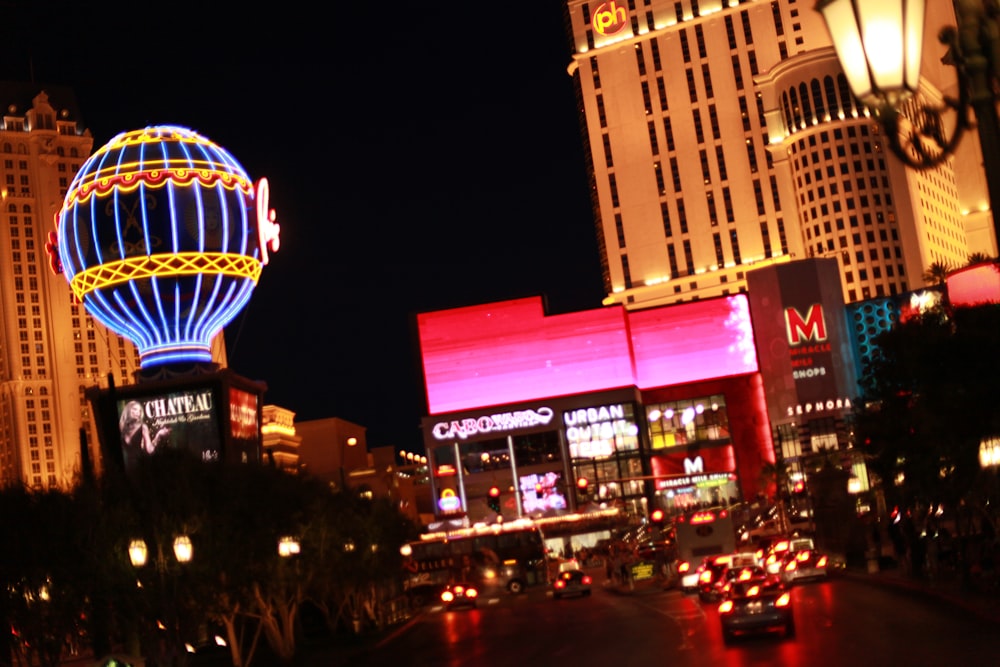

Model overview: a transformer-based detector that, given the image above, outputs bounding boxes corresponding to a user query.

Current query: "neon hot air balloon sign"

[47,125,280,368]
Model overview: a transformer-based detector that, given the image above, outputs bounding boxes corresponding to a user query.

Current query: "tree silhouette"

[921,261,953,286]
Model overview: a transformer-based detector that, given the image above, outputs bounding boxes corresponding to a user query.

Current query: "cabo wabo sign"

[432,407,554,440]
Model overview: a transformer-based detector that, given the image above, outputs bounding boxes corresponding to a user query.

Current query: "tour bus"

[673,506,738,592]
[401,520,548,605]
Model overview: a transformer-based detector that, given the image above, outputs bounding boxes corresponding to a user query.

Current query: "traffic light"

[576,477,589,491]
[650,508,665,525]
[487,486,501,513]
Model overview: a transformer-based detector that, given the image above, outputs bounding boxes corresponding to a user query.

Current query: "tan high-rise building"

[563,0,993,309]
[0,83,226,490]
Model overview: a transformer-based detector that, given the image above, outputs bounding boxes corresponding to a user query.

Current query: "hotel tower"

[563,0,994,310]
[0,83,225,489]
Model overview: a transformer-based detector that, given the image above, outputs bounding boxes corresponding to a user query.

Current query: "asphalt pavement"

[73,561,1000,666]
[836,560,1000,625]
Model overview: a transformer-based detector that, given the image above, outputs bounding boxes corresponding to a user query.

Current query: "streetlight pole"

[817,0,1000,251]
[129,534,193,666]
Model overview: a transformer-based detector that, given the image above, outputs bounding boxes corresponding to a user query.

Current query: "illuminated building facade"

[417,293,776,525]
[414,257,993,528]
[262,404,302,470]
[562,0,992,310]
[0,85,226,490]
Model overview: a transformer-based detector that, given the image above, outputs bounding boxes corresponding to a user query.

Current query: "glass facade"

[427,396,751,525]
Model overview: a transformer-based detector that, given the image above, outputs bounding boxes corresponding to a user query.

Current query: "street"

[344,569,997,667]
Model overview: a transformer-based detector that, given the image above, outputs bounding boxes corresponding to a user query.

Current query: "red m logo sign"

[785,304,827,345]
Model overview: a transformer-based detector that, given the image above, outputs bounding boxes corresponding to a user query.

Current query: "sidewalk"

[836,561,1000,625]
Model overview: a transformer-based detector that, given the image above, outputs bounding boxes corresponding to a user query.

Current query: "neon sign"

[592,1,628,37]
[564,403,636,459]
[229,388,258,440]
[52,125,280,368]
[785,304,828,345]
[255,178,281,266]
[683,456,704,474]
[432,407,554,440]
[785,397,853,417]
[438,488,462,513]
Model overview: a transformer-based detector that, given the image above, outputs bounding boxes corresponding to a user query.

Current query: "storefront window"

[511,430,562,466]
[563,402,640,458]
[455,438,511,474]
[646,394,729,450]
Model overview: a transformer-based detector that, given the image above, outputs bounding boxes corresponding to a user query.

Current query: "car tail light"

[796,551,810,562]
[775,592,791,607]
[738,568,753,581]
[466,587,479,598]
[554,580,566,590]
[775,540,789,553]
[678,561,691,573]
[718,600,734,614]
[755,548,764,560]
[785,560,797,572]
[747,585,760,597]
[441,591,455,603]
[582,575,593,585]
[699,570,712,584]
[817,555,828,567]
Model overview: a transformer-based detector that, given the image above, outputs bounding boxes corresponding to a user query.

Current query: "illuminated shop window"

[646,395,729,449]
[564,402,639,459]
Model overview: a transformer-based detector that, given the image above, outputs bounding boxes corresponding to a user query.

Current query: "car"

[718,575,795,643]
[702,561,768,602]
[552,569,593,599]
[677,559,700,592]
[779,546,829,584]
[679,554,728,594]
[440,583,479,610]
[760,536,797,574]
[695,554,733,600]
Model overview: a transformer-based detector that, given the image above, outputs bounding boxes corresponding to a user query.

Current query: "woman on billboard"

[119,400,170,467]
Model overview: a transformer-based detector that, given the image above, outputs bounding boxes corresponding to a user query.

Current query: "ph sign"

[592,1,628,37]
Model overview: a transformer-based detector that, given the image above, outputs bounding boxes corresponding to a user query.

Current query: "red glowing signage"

[946,262,1000,306]
[417,295,759,415]
[255,178,281,266]
[629,296,758,388]
[592,1,628,37]
[229,388,258,440]
[650,446,736,477]
[785,304,827,345]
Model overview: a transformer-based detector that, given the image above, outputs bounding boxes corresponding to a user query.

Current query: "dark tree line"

[854,301,1000,570]
[0,448,420,667]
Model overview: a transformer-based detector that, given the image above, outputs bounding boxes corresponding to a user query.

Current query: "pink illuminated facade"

[418,293,775,524]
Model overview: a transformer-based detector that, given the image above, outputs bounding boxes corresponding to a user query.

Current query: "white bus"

[673,507,737,591]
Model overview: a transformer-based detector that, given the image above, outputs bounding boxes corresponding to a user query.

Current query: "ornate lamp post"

[817,0,1000,248]
[129,534,193,666]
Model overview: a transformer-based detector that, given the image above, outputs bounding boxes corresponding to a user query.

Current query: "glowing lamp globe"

[50,126,279,368]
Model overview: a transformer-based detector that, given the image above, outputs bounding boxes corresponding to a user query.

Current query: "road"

[347,569,996,666]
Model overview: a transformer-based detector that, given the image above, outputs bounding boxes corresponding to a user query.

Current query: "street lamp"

[980,435,1000,468]
[129,539,149,568]
[172,535,193,564]
[817,0,1000,246]
[278,536,301,558]
[128,534,193,665]
[847,475,863,495]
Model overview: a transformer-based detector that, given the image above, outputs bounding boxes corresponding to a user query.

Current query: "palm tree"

[758,460,793,534]
[921,261,953,286]
[966,252,993,266]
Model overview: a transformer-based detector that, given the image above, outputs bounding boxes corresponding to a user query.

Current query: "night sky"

[3,2,607,452]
